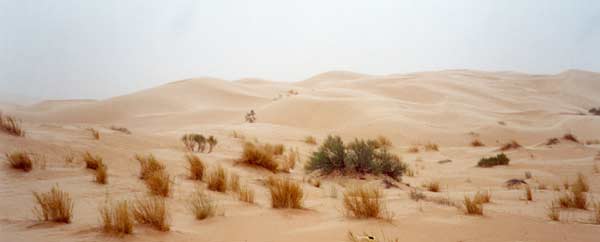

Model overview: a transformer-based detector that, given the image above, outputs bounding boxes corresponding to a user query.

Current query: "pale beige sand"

[1,69,600,242]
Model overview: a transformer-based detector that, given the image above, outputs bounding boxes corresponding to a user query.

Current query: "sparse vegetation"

[424,181,440,192]
[229,173,240,192]
[524,171,532,179]
[343,185,383,218]
[592,202,600,224]
[474,190,492,204]
[573,173,589,192]
[556,181,588,210]
[109,125,131,134]
[132,196,169,231]
[463,194,483,215]
[238,185,255,204]
[524,186,533,201]
[424,142,439,151]
[135,154,165,180]
[375,135,393,149]
[589,107,600,115]
[477,153,510,167]
[308,177,321,188]
[187,189,216,220]
[32,185,74,223]
[267,176,304,209]
[83,152,103,170]
[0,112,25,137]
[182,133,216,152]
[88,128,100,140]
[407,145,419,153]
[563,133,580,143]
[207,135,217,153]
[96,164,108,184]
[305,135,407,180]
[547,202,560,221]
[471,139,484,147]
[185,154,205,181]
[586,139,600,145]
[207,166,228,192]
[499,140,521,151]
[238,142,278,172]
[281,148,298,172]
[144,170,171,197]
[5,151,33,172]
[546,138,560,145]
[245,110,256,123]
[304,136,317,145]
[100,199,133,234]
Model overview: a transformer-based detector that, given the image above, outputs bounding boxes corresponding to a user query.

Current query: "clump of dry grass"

[0,112,25,137]
[546,138,560,145]
[83,152,103,170]
[268,176,304,209]
[556,184,588,210]
[135,154,165,180]
[33,185,74,223]
[229,173,240,192]
[474,190,492,204]
[463,194,483,215]
[424,181,441,192]
[524,186,533,201]
[109,125,131,134]
[187,189,216,220]
[265,143,285,155]
[231,130,245,139]
[100,200,133,234]
[375,135,393,149]
[144,170,171,197]
[132,196,169,231]
[88,128,100,140]
[5,151,33,172]
[238,142,278,172]
[471,139,484,147]
[407,145,419,153]
[591,201,600,224]
[562,133,580,143]
[573,173,589,192]
[499,140,521,151]
[96,164,108,184]
[237,185,255,204]
[424,142,439,151]
[547,202,560,221]
[281,148,298,172]
[207,166,228,192]
[343,185,383,218]
[185,154,205,181]
[304,136,317,145]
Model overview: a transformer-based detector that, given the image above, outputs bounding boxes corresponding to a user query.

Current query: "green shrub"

[305,135,346,174]
[346,139,377,174]
[478,153,510,167]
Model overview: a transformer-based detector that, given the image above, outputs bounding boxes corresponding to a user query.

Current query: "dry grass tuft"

[524,171,532,179]
[407,145,419,153]
[109,125,131,134]
[562,133,580,143]
[375,135,393,148]
[474,190,492,204]
[83,152,103,170]
[5,151,33,172]
[304,136,317,145]
[229,173,240,192]
[144,170,171,197]
[547,202,560,221]
[231,130,245,140]
[557,184,588,210]
[343,185,383,218]
[573,173,589,192]
[592,202,600,224]
[281,148,298,172]
[187,189,216,220]
[424,142,439,151]
[238,185,255,204]
[268,176,304,209]
[88,128,100,140]
[185,154,205,181]
[499,140,521,151]
[238,142,278,172]
[135,154,165,180]
[96,164,108,184]
[100,200,133,234]
[207,166,228,193]
[471,139,484,147]
[33,185,74,223]
[524,186,533,201]
[424,181,441,192]
[0,112,25,136]
[463,194,484,215]
[546,138,560,145]
[132,196,169,231]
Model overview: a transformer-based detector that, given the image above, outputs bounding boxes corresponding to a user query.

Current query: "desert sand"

[1,69,600,242]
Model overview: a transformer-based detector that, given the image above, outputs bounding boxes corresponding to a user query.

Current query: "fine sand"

[1,69,600,242]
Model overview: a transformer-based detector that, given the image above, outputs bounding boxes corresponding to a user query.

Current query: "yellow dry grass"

[132,196,169,231]
[100,200,133,234]
[268,176,304,209]
[185,154,205,181]
[343,185,384,218]
[33,185,74,223]
[207,166,228,192]
[135,154,165,180]
[5,151,33,172]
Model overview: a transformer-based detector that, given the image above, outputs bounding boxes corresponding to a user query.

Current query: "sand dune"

[1,69,600,242]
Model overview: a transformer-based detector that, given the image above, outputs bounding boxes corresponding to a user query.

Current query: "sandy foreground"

[1,69,600,242]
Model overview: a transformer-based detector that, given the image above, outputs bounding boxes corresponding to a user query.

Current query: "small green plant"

[477,153,510,167]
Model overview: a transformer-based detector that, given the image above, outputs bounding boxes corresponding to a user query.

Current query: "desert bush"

[268,176,304,209]
[109,125,131,134]
[265,143,285,155]
[463,194,483,215]
[305,135,346,174]
[471,139,484,147]
[345,139,377,174]
[96,164,108,184]
[573,173,589,192]
[524,186,533,201]
[547,202,560,221]
[207,135,217,153]
[187,189,216,220]
[239,142,278,172]
[245,110,256,123]
[499,140,521,151]
[563,133,580,143]
[424,142,439,151]
[0,112,25,136]
[193,134,207,152]
[135,154,165,180]
[557,185,588,209]
[88,128,100,140]
[343,185,383,218]
[474,190,492,204]
[185,154,205,181]
[83,152,103,170]
[477,153,510,167]
[144,170,171,197]
[207,166,228,192]
[100,200,133,234]
[5,151,33,172]
[33,185,74,223]
[546,138,560,145]
[424,181,440,192]
[132,196,169,231]
[238,185,255,204]
[181,134,196,151]
[304,136,317,145]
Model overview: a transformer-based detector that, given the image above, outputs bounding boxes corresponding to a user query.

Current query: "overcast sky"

[1,0,599,100]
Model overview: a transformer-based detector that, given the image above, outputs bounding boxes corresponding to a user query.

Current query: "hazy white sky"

[1,0,599,100]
